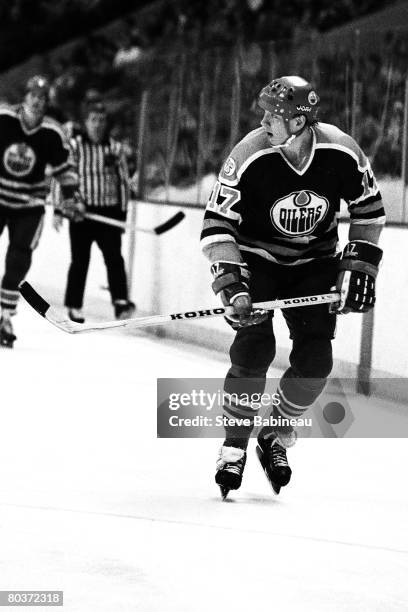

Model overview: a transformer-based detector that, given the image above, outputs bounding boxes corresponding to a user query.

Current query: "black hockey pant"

[0,206,44,315]
[222,253,338,445]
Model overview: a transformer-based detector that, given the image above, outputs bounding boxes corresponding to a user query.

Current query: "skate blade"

[255,445,281,495]
[219,485,230,500]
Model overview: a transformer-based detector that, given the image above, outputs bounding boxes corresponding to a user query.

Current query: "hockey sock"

[0,286,19,316]
[259,368,327,439]
[222,368,266,449]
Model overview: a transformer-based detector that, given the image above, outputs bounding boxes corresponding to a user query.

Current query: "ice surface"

[0,299,407,611]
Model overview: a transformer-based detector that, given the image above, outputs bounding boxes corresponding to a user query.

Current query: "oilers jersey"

[0,104,77,209]
[201,122,385,265]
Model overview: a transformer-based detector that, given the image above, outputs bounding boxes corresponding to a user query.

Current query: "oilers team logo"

[3,143,36,177]
[270,190,329,237]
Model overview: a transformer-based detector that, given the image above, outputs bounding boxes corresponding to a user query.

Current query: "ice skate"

[68,308,85,324]
[114,300,136,320]
[215,445,246,500]
[256,433,292,495]
[0,316,16,348]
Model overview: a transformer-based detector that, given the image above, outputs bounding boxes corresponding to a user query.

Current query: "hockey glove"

[330,240,383,314]
[210,261,267,329]
[60,191,86,223]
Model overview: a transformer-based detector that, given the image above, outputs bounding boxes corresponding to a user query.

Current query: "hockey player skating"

[200,76,385,498]
[0,75,83,347]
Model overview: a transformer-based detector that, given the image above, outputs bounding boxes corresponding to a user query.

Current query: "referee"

[56,100,135,323]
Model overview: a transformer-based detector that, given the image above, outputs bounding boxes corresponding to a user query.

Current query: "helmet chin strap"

[269,121,309,149]
[269,133,296,149]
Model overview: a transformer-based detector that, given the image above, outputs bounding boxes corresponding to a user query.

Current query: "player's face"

[85,112,107,143]
[23,91,47,124]
[260,111,290,146]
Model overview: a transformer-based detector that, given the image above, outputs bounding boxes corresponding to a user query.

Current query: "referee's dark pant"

[64,219,128,309]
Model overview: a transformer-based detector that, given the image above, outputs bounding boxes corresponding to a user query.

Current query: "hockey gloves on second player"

[59,188,86,222]
[330,240,383,314]
[210,261,267,329]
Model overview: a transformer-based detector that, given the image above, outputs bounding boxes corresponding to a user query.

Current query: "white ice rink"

[1,293,408,612]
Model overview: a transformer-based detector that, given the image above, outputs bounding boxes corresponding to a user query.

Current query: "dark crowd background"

[0,0,398,71]
[0,0,406,191]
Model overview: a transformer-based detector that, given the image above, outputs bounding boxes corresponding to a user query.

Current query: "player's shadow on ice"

[210,494,279,504]
[240,493,281,505]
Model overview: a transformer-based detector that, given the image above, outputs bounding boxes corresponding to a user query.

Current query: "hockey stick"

[19,282,340,335]
[84,210,185,235]
[43,192,186,235]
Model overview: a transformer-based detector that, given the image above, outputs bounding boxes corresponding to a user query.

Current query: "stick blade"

[19,281,51,317]
[154,211,185,235]
[19,281,79,334]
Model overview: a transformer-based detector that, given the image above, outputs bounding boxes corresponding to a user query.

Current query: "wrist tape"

[210,261,250,294]
[339,240,383,278]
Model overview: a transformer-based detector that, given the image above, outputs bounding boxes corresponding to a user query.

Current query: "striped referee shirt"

[70,132,129,219]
